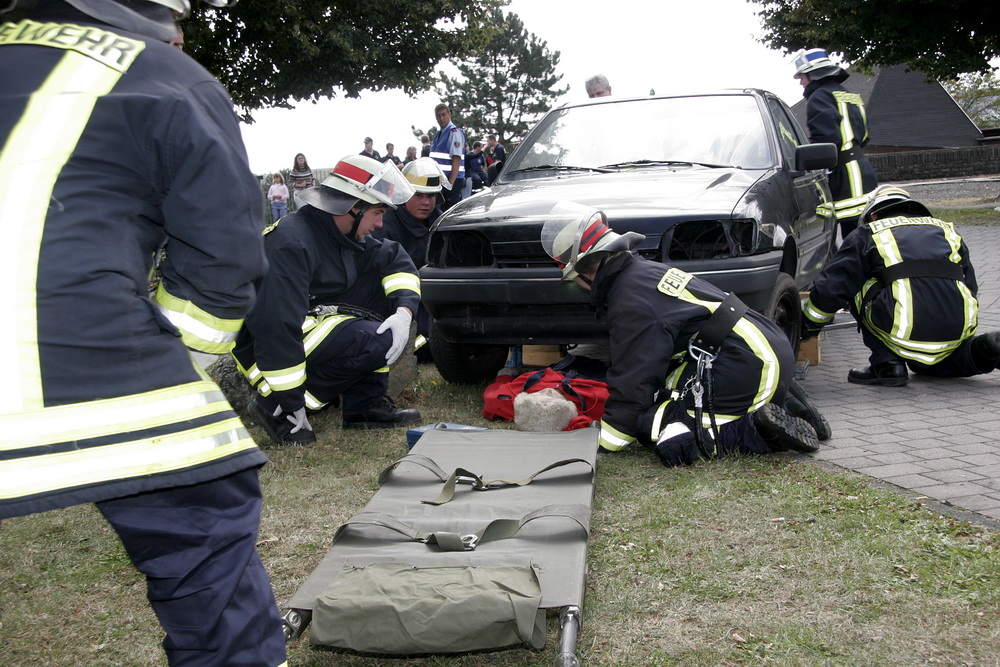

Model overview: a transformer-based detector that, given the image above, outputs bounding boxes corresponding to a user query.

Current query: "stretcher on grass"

[281,427,599,665]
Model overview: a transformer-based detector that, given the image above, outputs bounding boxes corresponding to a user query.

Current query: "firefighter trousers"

[96,468,286,667]
[860,325,989,378]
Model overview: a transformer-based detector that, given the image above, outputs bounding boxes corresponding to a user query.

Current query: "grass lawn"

[2,208,999,666]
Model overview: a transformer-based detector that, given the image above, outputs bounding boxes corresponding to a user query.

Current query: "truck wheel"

[429,322,509,384]
[764,272,802,357]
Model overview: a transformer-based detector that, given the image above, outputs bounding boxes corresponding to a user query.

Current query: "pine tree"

[436,11,569,145]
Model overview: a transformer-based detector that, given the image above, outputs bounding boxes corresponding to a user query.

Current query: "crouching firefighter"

[540,201,827,467]
[232,155,423,444]
[802,185,1000,387]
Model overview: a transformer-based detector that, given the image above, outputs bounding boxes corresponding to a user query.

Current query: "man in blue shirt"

[430,103,465,209]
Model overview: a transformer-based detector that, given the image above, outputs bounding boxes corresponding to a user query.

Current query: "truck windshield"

[507,95,774,174]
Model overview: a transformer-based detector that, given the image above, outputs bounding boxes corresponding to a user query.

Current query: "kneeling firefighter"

[541,202,827,466]
[802,185,1000,386]
[233,155,423,444]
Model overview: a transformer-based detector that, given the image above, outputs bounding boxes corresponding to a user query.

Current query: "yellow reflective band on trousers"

[153,283,245,354]
[0,381,258,500]
[0,45,140,412]
[598,420,634,451]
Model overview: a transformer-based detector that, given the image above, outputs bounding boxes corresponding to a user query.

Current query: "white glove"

[273,405,313,434]
[190,351,219,370]
[376,307,412,365]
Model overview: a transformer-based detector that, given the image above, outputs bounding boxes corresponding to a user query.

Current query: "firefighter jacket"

[591,254,794,451]
[803,215,978,365]
[232,205,421,413]
[803,77,878,221]
[0,14,269,519]
[373,203,442,268]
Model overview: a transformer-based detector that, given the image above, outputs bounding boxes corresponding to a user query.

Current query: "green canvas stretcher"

[282,427,599,665]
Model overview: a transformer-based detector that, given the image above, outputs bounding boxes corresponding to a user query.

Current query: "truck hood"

[436,166,767,232]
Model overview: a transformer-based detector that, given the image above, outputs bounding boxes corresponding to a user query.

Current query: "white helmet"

[0,0,238,41]
[792,48,848,83]
[541,201,644,280]
[402,157,452,194]
[859,185,932,226]
[297,154,414,216]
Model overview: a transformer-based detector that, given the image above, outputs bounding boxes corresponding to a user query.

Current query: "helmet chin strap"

[348,202,370,238]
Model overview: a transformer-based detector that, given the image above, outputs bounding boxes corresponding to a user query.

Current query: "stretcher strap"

[377,454,595,505]
[332,503,591,552]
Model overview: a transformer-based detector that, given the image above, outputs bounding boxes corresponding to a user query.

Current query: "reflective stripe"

[154,283,244,354]
[429,151,466,177]
[0,20,144,72]
[0,417,255,501]
[303,313,352,354]
[731,318,781,414]
[598,420,634,451]
[1,380,233,448]
[803,299,836,325]
[261,363,305,392]
[382,272,420,296]
[414,334,427,350]
[304,391,326,411]
[1,49,131,411]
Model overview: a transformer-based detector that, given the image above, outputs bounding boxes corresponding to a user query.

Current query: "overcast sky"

[238,0,808,175]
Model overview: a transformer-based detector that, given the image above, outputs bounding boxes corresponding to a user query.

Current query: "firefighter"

[802,186,1000,387]
[233,154,423,444]
[541,202,825,467]
[793,48,879,239]
[0,0,287,665]
[372,157,450,356]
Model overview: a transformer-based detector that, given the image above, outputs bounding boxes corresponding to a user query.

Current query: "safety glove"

[376,307,412,365]
[274,405,313,434]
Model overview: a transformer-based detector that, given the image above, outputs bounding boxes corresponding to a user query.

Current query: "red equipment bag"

[482,367,610,429]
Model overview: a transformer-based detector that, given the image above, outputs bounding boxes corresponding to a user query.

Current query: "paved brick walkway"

[798,225,1000,524]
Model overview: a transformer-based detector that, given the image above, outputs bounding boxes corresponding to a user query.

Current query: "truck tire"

[764,272,802,357]
[429,322,509,384]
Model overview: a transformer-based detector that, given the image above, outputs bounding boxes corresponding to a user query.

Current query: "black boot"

[752,403,820,453]
[970,332,1000,372]
[847,361,908,387]
[784,381,832,440]
[247,397,317,446]
[343,395,421,429]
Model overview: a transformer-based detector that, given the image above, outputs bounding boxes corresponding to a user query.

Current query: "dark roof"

[791,64,983,149]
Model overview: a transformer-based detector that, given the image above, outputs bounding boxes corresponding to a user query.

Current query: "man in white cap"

[541,201,826,466]
[793,48,878,239]
[232,155,423,442]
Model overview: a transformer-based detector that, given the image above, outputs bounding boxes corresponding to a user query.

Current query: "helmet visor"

[361,159,415,207]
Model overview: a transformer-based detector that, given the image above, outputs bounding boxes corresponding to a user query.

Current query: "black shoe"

[343,396,422,429]
[247,397,317,446]
[847,361,908,387]
[784,381,832,440]
[971,331,1000,370]
[753,403,820,453]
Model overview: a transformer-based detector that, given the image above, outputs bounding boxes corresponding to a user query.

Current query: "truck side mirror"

[795,143,838,171]
[487,160,504,186]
